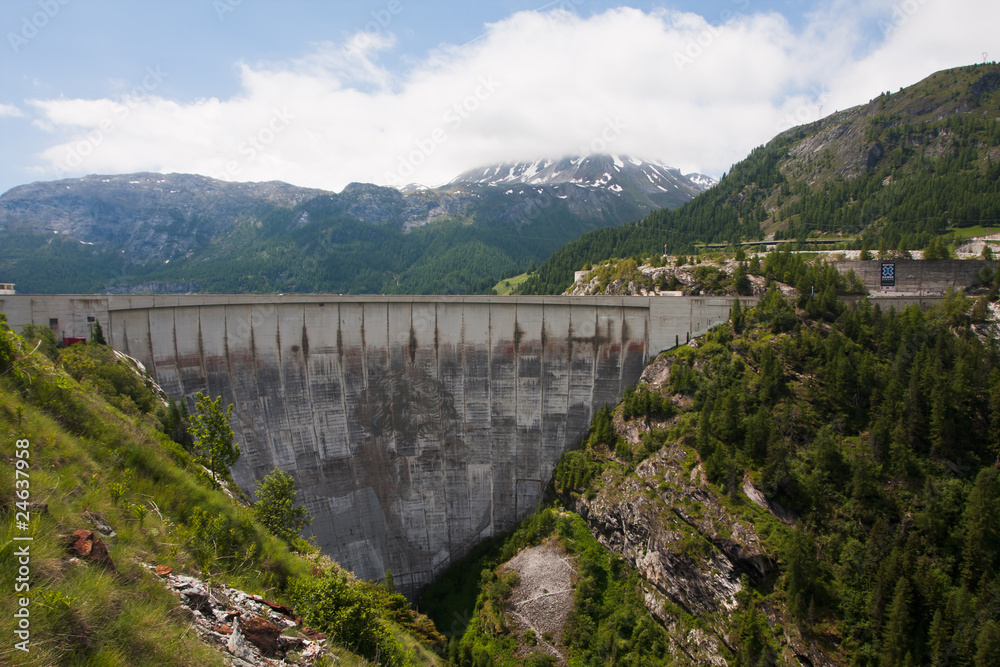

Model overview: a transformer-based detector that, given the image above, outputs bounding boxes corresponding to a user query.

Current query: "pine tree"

[91,319,107,345]
[785,524,817,623]
[731,298,744,333]
[974,621,1000,667]
[961,467,1000,586]
[881,577,914,666]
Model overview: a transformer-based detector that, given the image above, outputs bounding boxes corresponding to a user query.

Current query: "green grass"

[492,273,531,295]
[946,225,1000,240]
[0,321,445,666]
[0,392,230,666]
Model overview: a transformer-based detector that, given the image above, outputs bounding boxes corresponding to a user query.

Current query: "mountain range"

[0,155,713,294]
[521,62,1000,294]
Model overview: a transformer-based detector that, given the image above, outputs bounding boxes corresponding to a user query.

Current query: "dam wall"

[1,294,746,595]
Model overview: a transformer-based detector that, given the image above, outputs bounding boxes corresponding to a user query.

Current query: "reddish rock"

[68,529,93,556]
[240,615,282,655]
[216,623,233,635]
[262,598,296,618]
[155,565,173,576]
[87,537,116,571]
[64,529,116,572]
[301,626,327,642]
[73,536,93,557]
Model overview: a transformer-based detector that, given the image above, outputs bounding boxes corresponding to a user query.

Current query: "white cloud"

[0,103,23,118]
[22,0,1000,191]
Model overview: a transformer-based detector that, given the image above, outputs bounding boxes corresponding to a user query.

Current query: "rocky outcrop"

[559,354,846,665]
[146,564,327,666]
[64,529,117,573]
[567,260,774,298]
[564,448,842,665]
[500,541,576,665]
[566,447,771,619]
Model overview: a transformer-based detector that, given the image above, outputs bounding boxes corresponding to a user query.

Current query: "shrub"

[253,468,313,542]
[288,567,406,666]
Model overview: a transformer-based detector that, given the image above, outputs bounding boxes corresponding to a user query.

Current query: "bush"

[253,468,313,542]
[59,343,157,414]
[525,651,556,666]
[0,313,20,377]
[288,567,406,666]
[20,323,59,360]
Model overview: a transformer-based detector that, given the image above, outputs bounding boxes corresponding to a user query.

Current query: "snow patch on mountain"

[448,155,716,200]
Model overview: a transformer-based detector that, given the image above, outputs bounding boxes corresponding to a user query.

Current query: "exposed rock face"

[565,448,844,665]
[567,448,772,619]
[148,565,327,666]
[560,357,845,666]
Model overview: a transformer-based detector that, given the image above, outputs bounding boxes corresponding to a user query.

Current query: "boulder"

[64,529,117,572]
[239,615,283,656]
[82,510,116,537]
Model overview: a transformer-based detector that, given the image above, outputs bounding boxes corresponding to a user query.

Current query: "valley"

[2,61,1000,667]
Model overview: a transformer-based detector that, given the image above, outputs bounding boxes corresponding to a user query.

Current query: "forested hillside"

[520,63,1000,295]
[424,251,1000,666]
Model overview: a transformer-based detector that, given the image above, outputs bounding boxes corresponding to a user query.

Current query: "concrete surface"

[1,293,747,596]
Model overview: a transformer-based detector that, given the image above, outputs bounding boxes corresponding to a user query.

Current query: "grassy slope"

[492,273,531,295]
[0,318,443,666]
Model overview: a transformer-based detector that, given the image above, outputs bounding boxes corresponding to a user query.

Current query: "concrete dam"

[1,294,747,595]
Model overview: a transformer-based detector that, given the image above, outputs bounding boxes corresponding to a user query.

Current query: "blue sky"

[0,0,994,193]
